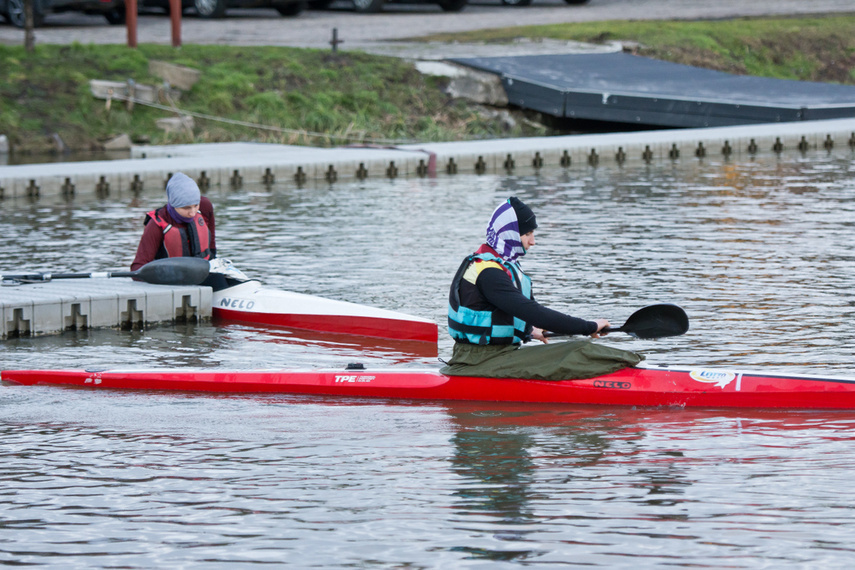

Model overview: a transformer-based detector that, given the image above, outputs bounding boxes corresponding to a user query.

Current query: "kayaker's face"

[521,230,536,251]
[175,204,200,218]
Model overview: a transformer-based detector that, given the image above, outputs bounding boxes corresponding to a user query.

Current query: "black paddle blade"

[617,304,689,339]
[133,258,211,285]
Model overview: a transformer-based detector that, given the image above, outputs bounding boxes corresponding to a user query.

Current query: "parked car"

[309,0,465,13]
[1,0,126,26]
[142,0,305,18]
[501,0,587,5]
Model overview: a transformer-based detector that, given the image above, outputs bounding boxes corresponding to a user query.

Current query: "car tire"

[307,0,333,8]
[274,0,305,15]
[351,0,382,13]
[194,0,226,18]
[437,0,466,11]
[6,0,45,27]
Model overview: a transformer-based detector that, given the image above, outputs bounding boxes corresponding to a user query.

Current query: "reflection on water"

[7,394,855,567]
[447,407,611,562]
[3,150,855,566]
[450,416,538,561]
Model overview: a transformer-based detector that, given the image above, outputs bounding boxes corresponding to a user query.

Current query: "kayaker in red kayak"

[130,172,226,289]
[442,197,643,381]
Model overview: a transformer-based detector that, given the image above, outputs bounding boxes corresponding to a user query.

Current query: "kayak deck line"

[6,364,855,409]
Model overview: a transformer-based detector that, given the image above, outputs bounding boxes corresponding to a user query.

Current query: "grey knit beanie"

[166,172,201,208]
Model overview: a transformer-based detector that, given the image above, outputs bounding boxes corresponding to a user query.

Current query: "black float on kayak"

[0,257,211,286]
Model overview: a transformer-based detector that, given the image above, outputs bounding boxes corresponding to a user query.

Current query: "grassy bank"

[1,44,545,156]
[2,13,855,157]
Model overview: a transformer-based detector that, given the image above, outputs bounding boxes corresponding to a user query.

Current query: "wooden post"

[330,28,343,52]
[126,0,137,48]
[23,0,34,51]
[169,0,182,47]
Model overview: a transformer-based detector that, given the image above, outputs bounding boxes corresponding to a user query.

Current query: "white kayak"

[208,260,438,343]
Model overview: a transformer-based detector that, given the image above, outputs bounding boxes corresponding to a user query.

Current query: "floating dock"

[2,117,855,200]
[0,279,211,340]
[452,52,855,128]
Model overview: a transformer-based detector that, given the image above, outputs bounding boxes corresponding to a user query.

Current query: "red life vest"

[145,208,212,260]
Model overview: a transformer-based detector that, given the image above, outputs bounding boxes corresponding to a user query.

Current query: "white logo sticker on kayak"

[218,297,255,310]
[334,375,376,383]
[690,370,736,388]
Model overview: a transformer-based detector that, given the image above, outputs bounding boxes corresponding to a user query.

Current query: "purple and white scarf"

[166,203,195,224]
[485,199,525,262]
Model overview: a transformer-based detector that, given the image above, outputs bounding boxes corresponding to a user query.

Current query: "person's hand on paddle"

[531,327,548,343]
[533,319,610,343]
[591,319,611,338]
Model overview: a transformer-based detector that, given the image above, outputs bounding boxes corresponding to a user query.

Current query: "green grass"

[0,43,542,155]
[3,13,855,155]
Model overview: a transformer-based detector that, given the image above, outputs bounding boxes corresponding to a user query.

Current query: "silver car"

[309,0,464,13]
[1,0,127,26]
[141,0,305,18]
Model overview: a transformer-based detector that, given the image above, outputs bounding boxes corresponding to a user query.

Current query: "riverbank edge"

[2,118,854,200]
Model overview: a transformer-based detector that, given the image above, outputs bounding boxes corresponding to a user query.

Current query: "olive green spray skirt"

[440,340,644,381]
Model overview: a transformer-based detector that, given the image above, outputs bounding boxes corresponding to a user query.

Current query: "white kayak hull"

[211,281,438,342]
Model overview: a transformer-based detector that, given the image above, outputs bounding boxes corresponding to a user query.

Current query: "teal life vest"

[448,252,533,345]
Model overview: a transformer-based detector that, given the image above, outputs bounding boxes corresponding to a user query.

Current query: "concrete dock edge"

[1,118,854,199]
[0,279,212,340]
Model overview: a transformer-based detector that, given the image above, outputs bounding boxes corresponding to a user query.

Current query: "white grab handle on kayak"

[209,258,250,281]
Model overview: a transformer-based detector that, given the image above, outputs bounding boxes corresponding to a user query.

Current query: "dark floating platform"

[452,52,855,129]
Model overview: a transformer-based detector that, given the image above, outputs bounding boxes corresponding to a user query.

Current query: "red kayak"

[4,364,855,409]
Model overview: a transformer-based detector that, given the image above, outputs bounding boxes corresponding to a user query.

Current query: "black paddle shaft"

[545,304,689,340]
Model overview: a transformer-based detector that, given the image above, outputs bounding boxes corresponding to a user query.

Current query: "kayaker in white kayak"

[130,172,226,289]
[441,196,643,381]
[131,173,215,269]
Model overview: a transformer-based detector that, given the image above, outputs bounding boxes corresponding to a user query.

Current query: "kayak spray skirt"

[440,339,644,381]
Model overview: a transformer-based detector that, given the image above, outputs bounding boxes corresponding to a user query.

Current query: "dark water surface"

[2,151,855,567]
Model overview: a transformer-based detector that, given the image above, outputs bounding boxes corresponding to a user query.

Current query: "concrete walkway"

[2,117,855,200]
